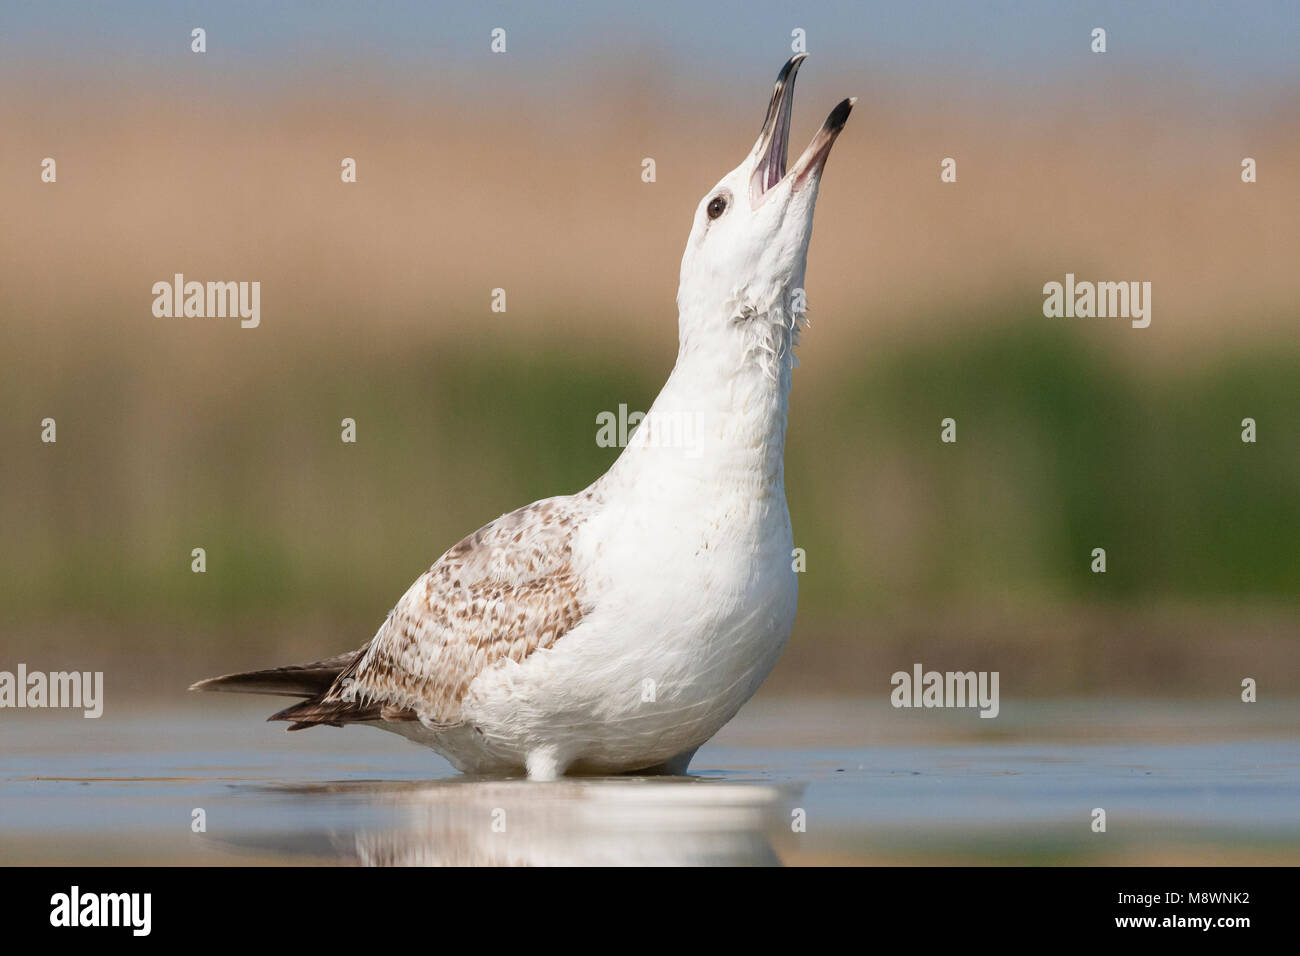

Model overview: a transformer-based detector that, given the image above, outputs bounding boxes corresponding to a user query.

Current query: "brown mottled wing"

[277,495,591,729]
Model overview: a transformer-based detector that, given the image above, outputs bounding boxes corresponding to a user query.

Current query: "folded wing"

[271,494,594,730]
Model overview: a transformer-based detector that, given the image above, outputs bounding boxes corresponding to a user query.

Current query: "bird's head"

[677,55,854,374]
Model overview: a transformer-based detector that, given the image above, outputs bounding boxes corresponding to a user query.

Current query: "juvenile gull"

[192,56,854,780]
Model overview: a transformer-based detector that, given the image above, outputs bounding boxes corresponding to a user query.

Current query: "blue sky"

[4,0,1297,96]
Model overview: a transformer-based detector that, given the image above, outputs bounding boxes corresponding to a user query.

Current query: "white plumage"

[193,56,854,780]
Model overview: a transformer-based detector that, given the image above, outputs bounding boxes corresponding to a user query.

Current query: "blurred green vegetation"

[3,310,1298,655]
[790,314,1300,615]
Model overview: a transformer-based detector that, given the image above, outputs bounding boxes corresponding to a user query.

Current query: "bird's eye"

[706,195,728,220]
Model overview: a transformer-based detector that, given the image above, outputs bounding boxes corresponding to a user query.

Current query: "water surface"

[2,698,1297,865]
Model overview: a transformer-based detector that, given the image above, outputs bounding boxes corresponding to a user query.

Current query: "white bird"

[192,56,854,780]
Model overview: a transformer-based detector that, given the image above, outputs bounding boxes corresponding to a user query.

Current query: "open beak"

[750,55,855,207]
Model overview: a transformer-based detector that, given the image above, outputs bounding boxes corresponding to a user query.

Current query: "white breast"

[460,388,797,773]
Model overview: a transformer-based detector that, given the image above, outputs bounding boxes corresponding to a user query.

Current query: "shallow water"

[2,698,1298,865]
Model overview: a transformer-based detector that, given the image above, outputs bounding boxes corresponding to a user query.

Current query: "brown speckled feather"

[274,493,596,730]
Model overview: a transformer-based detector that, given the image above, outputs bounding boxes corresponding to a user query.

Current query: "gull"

[192,56,854,780]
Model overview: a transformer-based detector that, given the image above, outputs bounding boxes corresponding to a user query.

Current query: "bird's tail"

[189,649,417,731]
[188,650,362,699]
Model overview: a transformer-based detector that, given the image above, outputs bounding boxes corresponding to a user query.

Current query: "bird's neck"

[602,311,795,496]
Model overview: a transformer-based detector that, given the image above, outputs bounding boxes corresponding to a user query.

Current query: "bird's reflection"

[227,776,798,865]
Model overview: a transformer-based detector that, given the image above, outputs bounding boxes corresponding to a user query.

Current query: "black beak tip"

[777,53,808,84]
[826,96,856,131]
